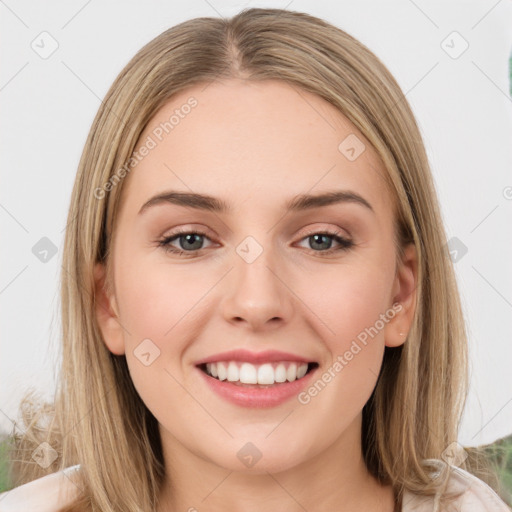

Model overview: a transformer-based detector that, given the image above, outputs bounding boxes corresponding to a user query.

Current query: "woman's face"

[95,78,416,474]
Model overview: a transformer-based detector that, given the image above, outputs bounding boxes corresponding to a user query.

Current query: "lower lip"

[196,365,318,408]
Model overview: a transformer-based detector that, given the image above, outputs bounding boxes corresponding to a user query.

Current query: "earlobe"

[384,243,418,348]
[93,262,125,355]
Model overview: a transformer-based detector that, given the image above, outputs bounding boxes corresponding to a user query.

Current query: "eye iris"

[310,234,332,250]
[180,233,203,250]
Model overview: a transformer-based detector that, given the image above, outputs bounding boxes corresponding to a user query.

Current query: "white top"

[0,464,81,512]
[0,461,509,511]
[401,459,511,511]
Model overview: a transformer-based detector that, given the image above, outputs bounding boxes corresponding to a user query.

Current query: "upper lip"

[194,349,314,366]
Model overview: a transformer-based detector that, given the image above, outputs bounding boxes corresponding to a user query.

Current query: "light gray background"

[1,0,511,447]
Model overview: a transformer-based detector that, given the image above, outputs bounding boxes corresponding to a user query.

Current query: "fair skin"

[94,78,417,512]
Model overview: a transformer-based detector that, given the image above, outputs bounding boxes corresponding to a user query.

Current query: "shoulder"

[402,459,511,511]
[0,465,81,512]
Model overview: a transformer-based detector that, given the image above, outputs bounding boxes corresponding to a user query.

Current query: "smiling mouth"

[197,361,319,388]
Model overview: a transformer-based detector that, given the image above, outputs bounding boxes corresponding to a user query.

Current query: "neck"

[156,414,396,512]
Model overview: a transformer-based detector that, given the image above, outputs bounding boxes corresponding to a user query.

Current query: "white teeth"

[274,363,287,383]
[297,364,307,379]
[217,362,227,381]
[203,361,310,385]
[227,362,239,382]
[286,364,297,382]
[257,364,275,385]
[239,362,257,384]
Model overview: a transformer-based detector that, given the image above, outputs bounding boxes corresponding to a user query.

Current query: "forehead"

[118,79,391,218]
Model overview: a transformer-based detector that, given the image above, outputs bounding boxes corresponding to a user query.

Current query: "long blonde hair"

[7,7,499,511]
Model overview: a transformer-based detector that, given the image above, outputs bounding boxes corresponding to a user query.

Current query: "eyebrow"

[138,190,374,215]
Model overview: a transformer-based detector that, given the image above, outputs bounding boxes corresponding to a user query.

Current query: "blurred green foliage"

[0,436,12,493]
[482,434,512,506]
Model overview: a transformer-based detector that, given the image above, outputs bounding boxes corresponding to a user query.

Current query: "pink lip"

[196,363,319,408]
[194,349,314,366]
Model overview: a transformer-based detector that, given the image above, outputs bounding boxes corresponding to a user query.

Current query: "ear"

[384,243,418,348]
[93,262,125,355]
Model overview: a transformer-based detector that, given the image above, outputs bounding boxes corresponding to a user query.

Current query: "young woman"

[1,7,509,512]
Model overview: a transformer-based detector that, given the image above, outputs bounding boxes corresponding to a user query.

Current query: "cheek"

[305,263,393,344]
[113,258,207,427]
[111,252,207,392]
[114,254,209,344]
[290,272,389,423]
[296,258,395,406]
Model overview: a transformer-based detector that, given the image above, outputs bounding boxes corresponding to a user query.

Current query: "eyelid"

[158,227,215,246]
[298,225,350,239]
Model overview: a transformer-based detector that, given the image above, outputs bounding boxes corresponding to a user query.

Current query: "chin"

[203,438,311,475]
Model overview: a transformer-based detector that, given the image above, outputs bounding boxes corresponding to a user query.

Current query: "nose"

[220,243,294,332]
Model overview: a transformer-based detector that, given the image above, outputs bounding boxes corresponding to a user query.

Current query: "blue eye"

[157,229,353,257]
[298,232,353,253]
[158,229,212,257]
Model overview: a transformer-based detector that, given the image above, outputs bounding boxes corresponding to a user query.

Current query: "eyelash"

[157,227,354,258]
